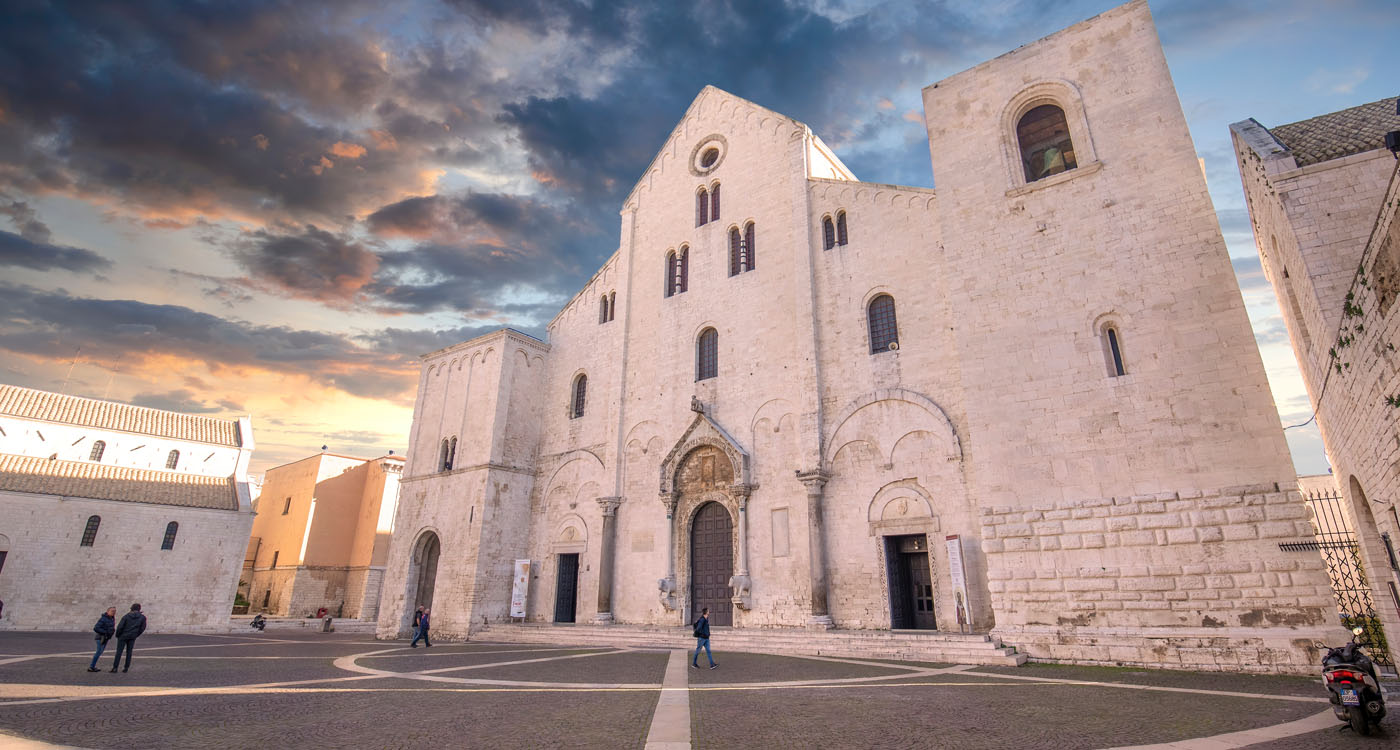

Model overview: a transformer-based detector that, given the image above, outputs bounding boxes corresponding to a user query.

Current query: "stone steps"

[228,616,378,634]
[480,623,1027,666]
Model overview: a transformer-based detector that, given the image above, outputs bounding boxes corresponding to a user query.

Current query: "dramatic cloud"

[0,230,111,273]
[230,225,381,304]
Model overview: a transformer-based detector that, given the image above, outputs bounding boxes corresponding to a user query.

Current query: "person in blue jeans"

[87,607,116,672]
[691,607,717,669]
[410,607,432,648]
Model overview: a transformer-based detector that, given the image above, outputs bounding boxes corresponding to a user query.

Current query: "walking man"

[110,603,146,673]
[410,607,432,648]
[88,607,116,672]
[691,607,717,669]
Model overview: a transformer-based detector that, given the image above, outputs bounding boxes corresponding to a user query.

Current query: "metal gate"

[1279,489,1393,667]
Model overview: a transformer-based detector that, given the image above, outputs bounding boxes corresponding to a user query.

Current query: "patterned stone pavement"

[0,631,1390,749]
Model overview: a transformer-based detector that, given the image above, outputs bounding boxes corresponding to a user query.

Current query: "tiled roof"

[1270,97,1400,167]
[0,453,240,510]
[0,385,242,447]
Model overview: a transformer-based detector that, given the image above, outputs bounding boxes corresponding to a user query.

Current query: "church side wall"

[0,416,244,478]
[0,491,251,631]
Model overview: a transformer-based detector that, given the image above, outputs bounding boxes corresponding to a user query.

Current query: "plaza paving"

[0,631,1391,749]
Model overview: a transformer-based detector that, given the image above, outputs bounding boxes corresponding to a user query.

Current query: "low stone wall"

[980,485,1349,673]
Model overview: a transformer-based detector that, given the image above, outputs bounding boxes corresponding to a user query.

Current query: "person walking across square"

[110,603,146,673]
[410,607,432,648]
[87,607,116,672]
[691,607,717,669]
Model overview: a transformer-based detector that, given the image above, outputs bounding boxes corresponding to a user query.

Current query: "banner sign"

[945,535,972,630]
[510,559,531,618]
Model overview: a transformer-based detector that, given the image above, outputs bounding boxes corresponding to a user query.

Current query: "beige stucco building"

[1232,97,1400,662]
[245,452,403,619]
[0,384,255,631]
[379,1,1343,672]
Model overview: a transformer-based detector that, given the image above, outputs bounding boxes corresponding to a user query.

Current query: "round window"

[689,134,727,176]
[700,148,719,168]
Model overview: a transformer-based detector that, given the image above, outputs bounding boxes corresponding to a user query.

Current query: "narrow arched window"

[836,211,848,246]
[439,439,450,470]
[1103,324,1126,377]
[282,497,291,515]
[710,182,720,223]
[697,328,718,381]
[165,449,180,469]
[1017,104,1077,183]
[665,251,677,298]
[571,374,588,419]
[677,246,689,294]
[744,222,756,271]
[729,228,742,276]
[868,294,899,353]
[823,217,836,250]
[89,440,106,462]
[161,521,179,550]
[608,292,616,322]
[696,188,709,227]
[447,437,457,470]
[80,515,101,547]
[600,295,609,324]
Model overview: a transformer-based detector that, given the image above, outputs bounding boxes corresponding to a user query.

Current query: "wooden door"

[690,502,734,626]
[554,553,579,623]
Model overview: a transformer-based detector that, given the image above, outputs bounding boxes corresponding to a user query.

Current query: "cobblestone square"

[0,631,1392,749]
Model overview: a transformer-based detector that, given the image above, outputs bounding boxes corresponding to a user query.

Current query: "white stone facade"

[379,0,1343,672]
[0,385,255,632]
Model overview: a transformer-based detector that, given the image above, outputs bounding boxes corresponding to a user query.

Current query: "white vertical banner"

[945,535,972,631]
[510,559,531,619]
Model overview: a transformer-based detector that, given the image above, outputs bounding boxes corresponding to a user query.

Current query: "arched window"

[1102,324,1126,377]
[822,216,836,250]
[836,211,848,246]
[676,246,689,294]
[600,295,609,324]
[165,450,180,469]
[696,328,718,381]
[439,439,450,470]
[282,497,291,515]
[696,188,709,227]
[161,521,179,550]
[868,294,899,353]
[89,440,106,462]
[729,228,742,276]
[80,515,101,547]
[447,437,457,470]
[571,374,588,419]
[710,182,720,223]
[1017,104,1077,183]
[608,292,616,322]
[744,222,756,270]
[665,251,677,298]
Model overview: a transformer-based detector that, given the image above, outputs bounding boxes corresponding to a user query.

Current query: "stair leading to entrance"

[479,623,1027,666]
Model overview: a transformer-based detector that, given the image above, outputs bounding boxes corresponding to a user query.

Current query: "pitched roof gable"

[0,384,242,447]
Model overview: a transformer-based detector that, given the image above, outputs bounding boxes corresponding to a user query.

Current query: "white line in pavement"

[1101,709,1340,749]
[957,669,1327,704]
[643,649,690,750]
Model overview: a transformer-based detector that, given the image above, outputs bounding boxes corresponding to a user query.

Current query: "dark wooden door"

[690,502,733,626]
[885,537,913,629]
[554,553,579,623]
[908,552,937,630]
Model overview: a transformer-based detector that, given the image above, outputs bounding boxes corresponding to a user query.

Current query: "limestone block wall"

[980,486,1343,672]
[0,491,252,631]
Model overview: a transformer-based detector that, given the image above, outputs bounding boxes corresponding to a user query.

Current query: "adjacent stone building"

[380,0,1343,671]
[0,384,255,631]
[244,452,403,619]
[1232,98,1400,658]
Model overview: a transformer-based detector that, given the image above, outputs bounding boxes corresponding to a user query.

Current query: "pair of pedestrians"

[410,606,432,647]
[88,603,146,673]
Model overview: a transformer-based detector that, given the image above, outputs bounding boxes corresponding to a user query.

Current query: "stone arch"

[825,388,963,467]
[553,514,588,554]
[658,413,750,494]
[673,446,741,624]
[867,478,938,530]
[999,79,1098,188]
[401,528,442,634]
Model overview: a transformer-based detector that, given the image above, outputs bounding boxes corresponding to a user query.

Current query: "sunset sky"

[1,0,1395,475]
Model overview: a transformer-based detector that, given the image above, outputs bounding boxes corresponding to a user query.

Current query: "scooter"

[1318,626,1388,735]
[250,614,267,632]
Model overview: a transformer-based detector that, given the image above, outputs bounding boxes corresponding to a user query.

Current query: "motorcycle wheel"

[1349,706,1370,736]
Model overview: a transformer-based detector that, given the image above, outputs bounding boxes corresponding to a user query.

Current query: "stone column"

[658,491,679,611]
[797,470,834,628]
[594,496,622,624]
[729,484,753,609]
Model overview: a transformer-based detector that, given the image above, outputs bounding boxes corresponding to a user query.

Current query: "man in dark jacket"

[88,607,116,672]
[691,607,716,669]
[410,607,431,648]
[110,603,146,673]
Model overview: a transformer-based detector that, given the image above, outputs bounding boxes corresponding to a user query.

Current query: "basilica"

[377,1,1343,671]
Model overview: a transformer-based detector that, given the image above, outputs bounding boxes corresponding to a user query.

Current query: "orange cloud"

[330,141,367,159]
[367,129,399,151]
[252,133,269,150]
[877,98,895,110]
[903,110,923,122]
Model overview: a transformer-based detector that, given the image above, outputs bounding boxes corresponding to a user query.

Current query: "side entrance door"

[554,553,579,623]
[885,534,936,630]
